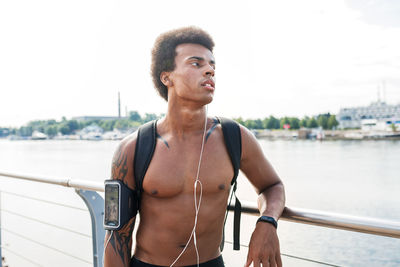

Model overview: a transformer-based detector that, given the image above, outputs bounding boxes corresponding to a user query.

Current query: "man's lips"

[201,79,215,90]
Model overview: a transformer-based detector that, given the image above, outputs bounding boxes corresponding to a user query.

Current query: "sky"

[1,0,400,127]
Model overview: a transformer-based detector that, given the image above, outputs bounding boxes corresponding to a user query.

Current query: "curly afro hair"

[151,26,215,101]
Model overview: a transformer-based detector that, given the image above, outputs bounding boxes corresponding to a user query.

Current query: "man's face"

[167,43,215,104]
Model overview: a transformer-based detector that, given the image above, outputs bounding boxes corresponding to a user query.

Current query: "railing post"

[76,189,105,267]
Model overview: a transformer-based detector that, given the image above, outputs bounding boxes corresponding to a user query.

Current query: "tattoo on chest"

[155,117,219,149]
[156,133,170,148]
[205,118,219,142]
[112,146,128,181]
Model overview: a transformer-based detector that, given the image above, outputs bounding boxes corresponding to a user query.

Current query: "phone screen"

[104,183,120,227]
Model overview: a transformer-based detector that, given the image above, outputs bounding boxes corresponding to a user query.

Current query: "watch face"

[105,184,119,227]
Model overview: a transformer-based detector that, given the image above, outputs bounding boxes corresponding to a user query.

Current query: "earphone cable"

[169,106,208,267]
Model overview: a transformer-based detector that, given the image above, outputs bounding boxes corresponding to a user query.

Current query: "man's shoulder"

[118,130,138,153]
[111,130,138,171]
[214,118,259,162]
[216,117,248,143]
[110,131,139,188]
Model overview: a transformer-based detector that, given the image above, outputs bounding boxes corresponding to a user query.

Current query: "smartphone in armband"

[104,179,138,230]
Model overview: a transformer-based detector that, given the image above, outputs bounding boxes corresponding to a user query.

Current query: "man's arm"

[104,136,137,267]
[239,126,285,267]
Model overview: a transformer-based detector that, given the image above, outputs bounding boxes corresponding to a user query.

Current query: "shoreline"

[2,130,400,141]
[254,129,400,141]
[2,126,400,141]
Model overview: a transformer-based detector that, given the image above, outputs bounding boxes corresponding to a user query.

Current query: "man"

[104,26,285,267]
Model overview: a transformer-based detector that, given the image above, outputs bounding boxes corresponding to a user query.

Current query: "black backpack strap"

[218,117,242,185]
[133,120,157,210]
[218,117,242,251]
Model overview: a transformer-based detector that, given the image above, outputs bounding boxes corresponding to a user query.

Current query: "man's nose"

[204,64,215,77]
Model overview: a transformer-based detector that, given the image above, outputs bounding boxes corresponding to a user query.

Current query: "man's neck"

[161,101,208,137]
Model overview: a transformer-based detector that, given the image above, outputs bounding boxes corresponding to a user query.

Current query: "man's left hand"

[244,222,282,267]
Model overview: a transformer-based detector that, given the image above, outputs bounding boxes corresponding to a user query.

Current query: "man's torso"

[133,121,234,266]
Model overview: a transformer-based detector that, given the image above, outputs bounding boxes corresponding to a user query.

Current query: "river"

[0,139,399,267]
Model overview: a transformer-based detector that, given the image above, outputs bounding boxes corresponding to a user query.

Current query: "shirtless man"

[104,27,285,267]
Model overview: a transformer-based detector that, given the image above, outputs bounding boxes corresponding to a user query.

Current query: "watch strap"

[257,216,278,229]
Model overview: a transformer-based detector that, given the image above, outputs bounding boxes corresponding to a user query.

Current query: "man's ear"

[160,72,173,87]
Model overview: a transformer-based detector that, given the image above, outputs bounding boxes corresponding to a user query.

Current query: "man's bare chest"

[142,136,234,198]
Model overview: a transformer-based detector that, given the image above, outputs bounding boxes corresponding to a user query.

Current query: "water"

[0,139,399,267]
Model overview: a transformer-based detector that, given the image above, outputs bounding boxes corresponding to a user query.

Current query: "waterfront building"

[338,101,400,129]
[361,118,400,131]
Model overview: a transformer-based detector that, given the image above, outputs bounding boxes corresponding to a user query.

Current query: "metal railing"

[1,171,400,267]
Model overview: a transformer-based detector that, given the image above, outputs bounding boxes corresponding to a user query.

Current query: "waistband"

[131,255,224,267]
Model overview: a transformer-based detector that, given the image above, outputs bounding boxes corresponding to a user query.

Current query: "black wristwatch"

[257,216,278,229]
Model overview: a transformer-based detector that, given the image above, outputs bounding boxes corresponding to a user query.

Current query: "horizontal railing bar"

[2,171,400,239]
[231,200,400,239]
[0,190,87,211]
[0,171,104,192]
[2,228,92,264]
[1,209,91,238]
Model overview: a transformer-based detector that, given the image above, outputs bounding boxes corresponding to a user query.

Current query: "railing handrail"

[1,171,400,239]
[0,171,104,192]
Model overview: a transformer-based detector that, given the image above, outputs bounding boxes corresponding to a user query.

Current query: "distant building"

[72,116,127,121]
[361,118,400,131]
[338,101,400,129]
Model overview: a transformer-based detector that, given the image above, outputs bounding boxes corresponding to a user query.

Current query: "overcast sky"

[1,0,399,127]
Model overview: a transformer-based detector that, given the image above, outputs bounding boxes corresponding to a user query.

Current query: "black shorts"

[130,255,224,267]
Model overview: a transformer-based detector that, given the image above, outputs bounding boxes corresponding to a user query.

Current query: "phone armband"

[104,179,138,230]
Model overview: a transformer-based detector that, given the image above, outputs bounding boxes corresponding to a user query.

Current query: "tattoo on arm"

[156,133,170,148]
[205,118,219,142]
[109,218,135,266]
[108,146,135,265]
[112,145,128,182]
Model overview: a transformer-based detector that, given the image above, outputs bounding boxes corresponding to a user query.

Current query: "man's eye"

[191,62,199,67]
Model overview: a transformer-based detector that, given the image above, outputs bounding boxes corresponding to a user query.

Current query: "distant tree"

[129,111,141,122]
[234,117,245,126]
[143,113,158,123]
[262,117,269,129]
[289,117,300,129]
[18,126,33,137]
[67,120,79,132]
[47,119,57,125]
[244,119,255,129]
[327,115,339,130]
[300,116,309,128]
[58,123,71,135]
[79,120,91,129]
[28,120,44,132]
[114,119,139,130]
[307,117,318,128]
[266,116,280,129]
[317,115,329,130]
[100,120,116,131]
[45,125,58,137]
[253,119,263,129]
